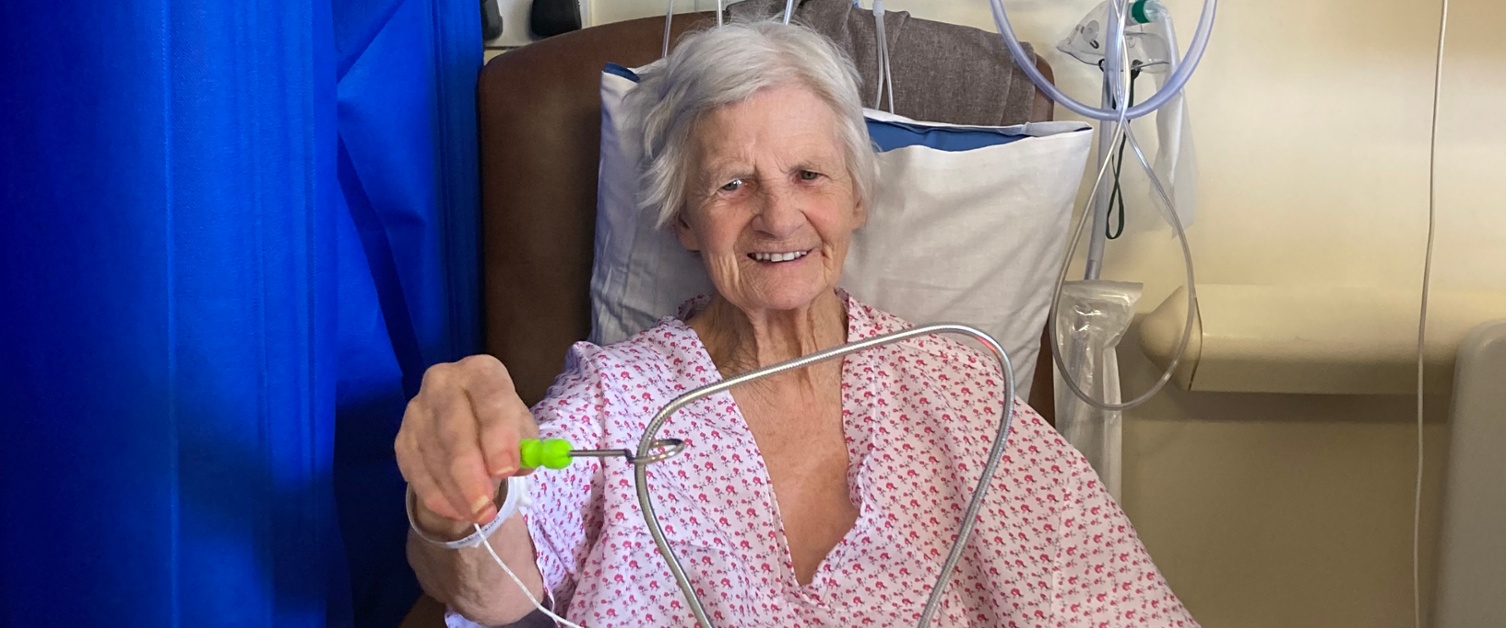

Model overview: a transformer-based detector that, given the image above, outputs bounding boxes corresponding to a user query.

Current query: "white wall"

[588,0,726,27]
[579,1,1506,625]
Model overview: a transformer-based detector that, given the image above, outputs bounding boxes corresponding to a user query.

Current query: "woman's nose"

[752,184,804,238]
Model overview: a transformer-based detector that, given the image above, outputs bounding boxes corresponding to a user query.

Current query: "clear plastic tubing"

[986,0,1219,121]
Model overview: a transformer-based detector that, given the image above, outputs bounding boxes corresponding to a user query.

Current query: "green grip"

[519,438,573,470]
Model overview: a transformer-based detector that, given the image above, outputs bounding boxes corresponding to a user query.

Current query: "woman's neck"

[688,289,848,377]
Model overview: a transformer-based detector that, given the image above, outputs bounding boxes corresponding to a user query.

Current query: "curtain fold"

[0,0,480,625]
[332,0,481,624]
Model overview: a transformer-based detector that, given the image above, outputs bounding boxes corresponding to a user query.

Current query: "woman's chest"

[595,350,1047,565]
[575,347,1064,624]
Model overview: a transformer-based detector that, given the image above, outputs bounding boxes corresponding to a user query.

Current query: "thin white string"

[873,0,895,113]
[1414,1,1449,626]
[871,2,885,109]
[475,522,586,628]
[662,0,675,58]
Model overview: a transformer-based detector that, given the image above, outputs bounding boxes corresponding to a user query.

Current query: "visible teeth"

[752,250,809,263]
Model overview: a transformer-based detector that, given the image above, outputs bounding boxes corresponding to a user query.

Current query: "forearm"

[407,508,546,626]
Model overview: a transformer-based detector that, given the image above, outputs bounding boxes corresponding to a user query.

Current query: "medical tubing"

[1414,2,1449,626]
[782,0,795,24]
[716,0,724,27]
[1049,121,1199,411]
[661,0,674,57]
[874,1,895,113]
[1083,0,1133,280]
[631,324,1018,628]
[1102,0,1129,111]
[871,1,886,109]
[986,0,1219,121]
[1049,8,1198,412]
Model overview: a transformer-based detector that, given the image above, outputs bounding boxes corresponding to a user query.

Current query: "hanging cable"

[873,0,896,112]
[1105,67,1142,240]
[1414,1,1450,626]
[661,0,675,58]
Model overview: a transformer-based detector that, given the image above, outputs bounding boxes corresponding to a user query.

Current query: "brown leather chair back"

[477,14,1057,413]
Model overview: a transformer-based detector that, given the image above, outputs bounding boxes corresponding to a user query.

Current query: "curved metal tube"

[631,323,1018,628]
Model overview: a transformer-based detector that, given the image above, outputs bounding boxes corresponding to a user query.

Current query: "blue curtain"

[331,0,482,624]
[0,0,479,626]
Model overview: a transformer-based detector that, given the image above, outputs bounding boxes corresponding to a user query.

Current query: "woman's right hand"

[396,354,539,538]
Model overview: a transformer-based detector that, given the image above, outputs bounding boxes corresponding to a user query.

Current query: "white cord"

[871,5,882,108]
[715,0,723,27]
[475,522,587,628]
[872,1,896,112]
[782,0,795,24]
[662,0,675,58]
[1415,2,1449,627]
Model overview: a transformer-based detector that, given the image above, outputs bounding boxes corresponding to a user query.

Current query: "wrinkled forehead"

[689,85,849,176]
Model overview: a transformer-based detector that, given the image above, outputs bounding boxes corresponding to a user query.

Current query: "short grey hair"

[625,20,879,228]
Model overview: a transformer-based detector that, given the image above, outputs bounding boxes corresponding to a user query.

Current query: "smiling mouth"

[748,250,811,263]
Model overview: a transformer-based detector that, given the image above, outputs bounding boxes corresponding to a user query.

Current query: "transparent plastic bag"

[1054,280,1142,499]
[1056,0,1174,73]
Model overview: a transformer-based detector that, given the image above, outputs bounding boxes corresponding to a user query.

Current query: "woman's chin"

[736,282,835,314]
[710,256,841,313]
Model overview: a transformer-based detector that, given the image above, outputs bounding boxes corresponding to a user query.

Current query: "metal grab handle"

[630,323,1018,628]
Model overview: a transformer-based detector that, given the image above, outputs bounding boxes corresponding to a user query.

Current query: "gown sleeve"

[524,342,617,614]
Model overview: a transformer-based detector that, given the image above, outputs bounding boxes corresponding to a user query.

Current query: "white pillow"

[589,64,1092,397]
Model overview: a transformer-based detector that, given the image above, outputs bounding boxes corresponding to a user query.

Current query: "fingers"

[396,355,537,527]
[427,362,500,522]
[471,380,539,479]
[407,392,481,522]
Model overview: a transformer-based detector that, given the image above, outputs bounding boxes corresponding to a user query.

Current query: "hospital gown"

[449,294,1197,627]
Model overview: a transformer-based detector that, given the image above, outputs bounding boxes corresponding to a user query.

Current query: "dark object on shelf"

[530,0,581,39]
[482,0,503,40]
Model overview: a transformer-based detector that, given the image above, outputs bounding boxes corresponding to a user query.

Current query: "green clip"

[519,438,574,470]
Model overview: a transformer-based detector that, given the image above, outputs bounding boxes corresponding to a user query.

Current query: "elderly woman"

[398,20,1195,628]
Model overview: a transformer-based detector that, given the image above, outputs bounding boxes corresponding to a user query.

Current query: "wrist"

[406,478,532,550]
[412,500,476,542]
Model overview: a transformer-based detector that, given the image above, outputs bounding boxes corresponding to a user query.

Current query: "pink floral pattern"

[452,295,1195,627]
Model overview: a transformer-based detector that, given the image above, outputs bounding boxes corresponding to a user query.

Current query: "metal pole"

[1085,0,1130,281]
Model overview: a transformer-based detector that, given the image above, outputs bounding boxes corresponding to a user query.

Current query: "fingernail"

[475,505,498,524]
[490,464,514,477]
[470,494,492,515]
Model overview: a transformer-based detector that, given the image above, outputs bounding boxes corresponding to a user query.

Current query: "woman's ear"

[673,212,701,252]
[853,198,868,229]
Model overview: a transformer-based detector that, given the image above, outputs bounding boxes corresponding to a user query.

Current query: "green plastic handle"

[519,438,574,470]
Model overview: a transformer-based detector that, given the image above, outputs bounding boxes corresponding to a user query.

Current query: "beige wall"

[582,1,1506,625]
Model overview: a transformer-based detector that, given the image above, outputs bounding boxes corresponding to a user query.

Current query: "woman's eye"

[798,170,821,181]
[720,178,744,192]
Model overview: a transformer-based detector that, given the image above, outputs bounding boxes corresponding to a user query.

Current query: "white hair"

[625,20,879,229]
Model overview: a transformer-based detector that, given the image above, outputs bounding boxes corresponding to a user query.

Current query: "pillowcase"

[588,63,1092,397]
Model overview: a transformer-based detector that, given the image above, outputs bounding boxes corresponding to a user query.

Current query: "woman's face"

[675,84,864,316]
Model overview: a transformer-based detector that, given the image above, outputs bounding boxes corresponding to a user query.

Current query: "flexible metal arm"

[630,323,1018,628]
